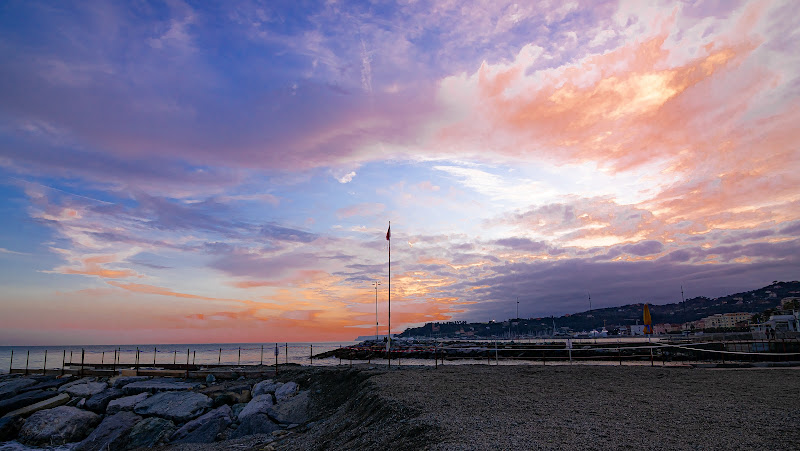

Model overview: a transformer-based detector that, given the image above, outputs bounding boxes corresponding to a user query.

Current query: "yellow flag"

[643,303,652,334]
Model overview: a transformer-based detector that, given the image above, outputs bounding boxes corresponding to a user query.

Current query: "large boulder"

[0,378,36,400]
[26,376,73,391]
[107,393,149,414]
[122,378,201,395]
[133,391,212,422]
[110,376,150,389]
[61,381,108,398]
[124,417,175,449]
[0,416,24,441]
[274,381,299,402]
[85,388,125,413]
[0,390,60,417]
[202,383,252,406]
[238,394,274,421]
[17,406,100,446]
[229,413,280,439]
[266,390,310,424]
[252,379,282,397]
[169,404,233,444]
[3,392,71,418]
[74,411,141,451]
[57,377,96,393]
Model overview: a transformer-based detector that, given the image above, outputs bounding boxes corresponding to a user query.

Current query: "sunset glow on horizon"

[1,0,798,345]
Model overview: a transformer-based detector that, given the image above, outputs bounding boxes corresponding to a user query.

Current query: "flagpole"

[388,220,391,368]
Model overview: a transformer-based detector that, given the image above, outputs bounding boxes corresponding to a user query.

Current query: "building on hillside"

[781,297,800,309]
[701,312,753,329]
[630,324,646,336]
[654,323,682,334]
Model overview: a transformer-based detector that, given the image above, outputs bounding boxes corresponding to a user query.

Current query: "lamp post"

[372,281,381,341]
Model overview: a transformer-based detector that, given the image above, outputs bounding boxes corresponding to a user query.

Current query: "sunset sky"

[1,0,798,345]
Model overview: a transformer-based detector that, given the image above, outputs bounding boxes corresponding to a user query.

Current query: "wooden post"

[153,347,157,366]
[101,351,105,366]
[285,343,288,365]
[310,344,313,365]
[69,350,73,365]
[238,347,241,366]
[218,348,222,365]
[260,345,264,366]
[495,341,499,365]
[135,347,139,376]
[80,349,85,377]
[435,343,438,369]
[650,346,654,367]
[173,350,177,365]
[274,343,278,376]
[43,350,48,375]
[8,349,12,374]
[618,346,622,366]
[25,350,30,375]
[61,350,66,376]
[192,351,196,365]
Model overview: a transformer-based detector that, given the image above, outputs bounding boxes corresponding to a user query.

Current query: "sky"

[0,0,798,345]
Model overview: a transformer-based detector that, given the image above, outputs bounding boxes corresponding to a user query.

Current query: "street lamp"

[372,281,381,340]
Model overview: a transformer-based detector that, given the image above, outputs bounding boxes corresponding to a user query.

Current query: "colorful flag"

[643,303,652,334]
[386,225,390,241]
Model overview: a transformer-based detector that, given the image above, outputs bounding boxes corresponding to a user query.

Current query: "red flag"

[386,225,391,241]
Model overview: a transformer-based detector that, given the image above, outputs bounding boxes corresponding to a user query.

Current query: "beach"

[277,364,800,450]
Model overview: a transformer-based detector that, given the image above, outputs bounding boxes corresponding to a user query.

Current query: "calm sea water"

[0,342,360,374]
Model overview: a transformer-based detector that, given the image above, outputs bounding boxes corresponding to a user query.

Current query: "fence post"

[650,346,654,367]
[135,347,139,376]
[310,345,312,365]
[618,346,622,366]
[218,348,222,365]
[435,343,438,369]
[174,350,177,365]
[495,341,499,365]
[192,351,196,365]
[101,351,105,366]
[43,350,48,375]
[274,343,278,376]
[25,350,30,375]
[69,350,73,365]
[153,347,157,366]
[285,343,288,365]
[80,349,85,377]
[8,349,12,374]
[261,345,264,366]
[61,350,66,376]
[185,348,190,379]
[238,347,241,366]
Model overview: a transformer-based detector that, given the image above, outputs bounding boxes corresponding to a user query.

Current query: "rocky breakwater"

[0,372,314,449]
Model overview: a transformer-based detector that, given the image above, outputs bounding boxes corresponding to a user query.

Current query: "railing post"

[218,348,222,365]
[80,349,84,377]
[153,347,157,366]
[61,350,66,376]
[260,345,264,366]
[43,349,48,375]
[135,347,140,376]
[285,343,288,365]
[8,349,12,374]
[25,350,30,375]
[435,343,438,369]
[192,351,196,365]
[618,346,622,366]
[173,350,177,365]
[274,343,278,376]
[101,351,105,366]
[238,347,241,366]
[309,344,312,365]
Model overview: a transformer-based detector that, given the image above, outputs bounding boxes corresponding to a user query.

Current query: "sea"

[0,342,359,374]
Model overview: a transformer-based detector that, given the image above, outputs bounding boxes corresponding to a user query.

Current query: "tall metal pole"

[387,221,391,367]
[373,281,381,340]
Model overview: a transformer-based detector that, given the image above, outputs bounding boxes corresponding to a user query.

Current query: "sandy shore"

[274,364,800,450]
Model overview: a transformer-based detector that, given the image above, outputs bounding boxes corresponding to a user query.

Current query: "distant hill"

[398,280,800,338]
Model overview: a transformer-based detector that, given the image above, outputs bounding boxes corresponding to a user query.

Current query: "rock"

[206,374,216,383]
[0,378,37,400]
[202,383,252,406]
[232,403,246,418]
[229,413,280,439]
[18,406,100,446]
[122,378,201,395]
[85,388,125,413]
[252,379,282,397]
[266,390,310,424]
[124,416,175,449]
[107,393,150,414]
[62,381,108,398]
[110,376,150,389]
[58,377,97,393]
[26,376,73,391]
[274,381,298,402]
[238,394,274,420]
[74,411,141,451]
[0,416,24,441]
[169,405,232,444]
[3,392,71,418]
[0,390,60,417]
[134,391,212,422]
